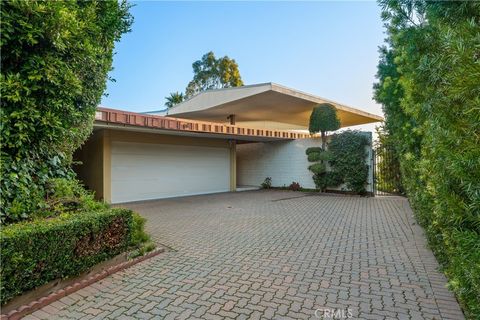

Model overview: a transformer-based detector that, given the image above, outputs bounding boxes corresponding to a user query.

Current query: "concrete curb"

[1,248,164,320]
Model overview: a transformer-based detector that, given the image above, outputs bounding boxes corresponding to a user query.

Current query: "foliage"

[305,147,323,155]
[307,131,369,193]
[0,0,132,223]
[308,150,333,162]
[308,103,341,149]
[313,171,343,192]
[130,212,151,247]
[185,51,243,98]
[306,147,336,191]
[328,131,370,194]
[308,163,326,175]
[375,1,480,317]
[39,178,108,218]
[164,91,184,108]
[0,207,150,304]
[261,177,272,189]
[307,152,321,162]
[289,182,301,191]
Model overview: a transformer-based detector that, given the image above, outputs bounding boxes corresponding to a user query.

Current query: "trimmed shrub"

[308,163,326,175]
[313,171,343,191]
[305,147,322,155]
[307,151,332,162]
[308,104,341,149]
[307,152,321,162]
[306,131,370,193]
[0,208,145,304]
[318,151,333,162]
[328,131,369,194]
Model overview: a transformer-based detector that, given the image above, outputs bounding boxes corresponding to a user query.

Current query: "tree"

[308,103,340,149]
[165,91,184,108]
[185,51,243,98]
[0,0,132,223]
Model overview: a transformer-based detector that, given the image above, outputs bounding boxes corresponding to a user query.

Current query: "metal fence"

[373,145,403,196]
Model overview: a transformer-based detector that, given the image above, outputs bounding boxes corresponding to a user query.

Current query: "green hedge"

[0,208,141,305]
[328,131,370,194]
[375,2,480,317]
[306,131,370,193]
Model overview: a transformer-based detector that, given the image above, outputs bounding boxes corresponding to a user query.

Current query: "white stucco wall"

[237,132,374,193]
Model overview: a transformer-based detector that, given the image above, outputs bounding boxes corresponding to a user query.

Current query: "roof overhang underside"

[165,83,383,129]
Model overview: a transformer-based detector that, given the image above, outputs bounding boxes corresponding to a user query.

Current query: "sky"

[102,1,386,132]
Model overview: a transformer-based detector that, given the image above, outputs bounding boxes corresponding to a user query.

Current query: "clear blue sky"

[102,1,385,129]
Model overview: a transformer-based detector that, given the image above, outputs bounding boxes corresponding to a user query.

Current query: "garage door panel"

[111,141,230,203]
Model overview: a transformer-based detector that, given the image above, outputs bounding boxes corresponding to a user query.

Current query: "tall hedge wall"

[375,1,480,318]
[0,0,132,223]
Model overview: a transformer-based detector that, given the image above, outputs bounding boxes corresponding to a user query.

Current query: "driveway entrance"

[30,191,463,319]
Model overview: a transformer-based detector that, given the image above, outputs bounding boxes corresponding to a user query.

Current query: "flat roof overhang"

[94,107,310,142]
[165,83,383,128]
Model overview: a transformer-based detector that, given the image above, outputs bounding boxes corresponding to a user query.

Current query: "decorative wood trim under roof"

[95,107,311,140]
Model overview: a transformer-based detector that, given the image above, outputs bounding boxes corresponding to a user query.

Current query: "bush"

[261,177,272,189]
[306,131,369,193]
[40,178,108,218]
[313,171,343,191]
[307,151,332,162]
[305,147,322,155]
[0,207,148,305]
[308,104,340,149]
[328,131,369,194]
[375,2,480,317]
[0,1,132,223]
[307,152,321,162]
[289,182,301,191]
[308,163,326,175]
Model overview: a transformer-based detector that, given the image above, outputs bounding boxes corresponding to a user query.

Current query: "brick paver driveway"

[31,191,464,320]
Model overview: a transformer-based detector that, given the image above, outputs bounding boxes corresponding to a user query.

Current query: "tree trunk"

[321,131,326,150]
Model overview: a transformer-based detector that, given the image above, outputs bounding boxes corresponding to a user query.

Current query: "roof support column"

[227,114,236,125]
[229,140,236,191]
[102,130,112,203]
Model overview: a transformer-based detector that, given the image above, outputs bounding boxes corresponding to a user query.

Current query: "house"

[74,83,382,203]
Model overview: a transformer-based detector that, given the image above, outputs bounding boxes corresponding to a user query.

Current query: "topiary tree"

[0,1,133,223]
[309,103,341,149]
[306,131,369,193]
[306,148,337,191]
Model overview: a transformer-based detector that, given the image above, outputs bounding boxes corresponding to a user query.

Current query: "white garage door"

[111,141,230,203]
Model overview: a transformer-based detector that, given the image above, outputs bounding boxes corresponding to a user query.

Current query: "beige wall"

[237,133,374,193]
[75,129,235,203]
[74,130,105,200]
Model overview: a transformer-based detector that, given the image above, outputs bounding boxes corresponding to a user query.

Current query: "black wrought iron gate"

[373,145,403,196]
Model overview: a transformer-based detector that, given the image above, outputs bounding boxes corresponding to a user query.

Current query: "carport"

[74,107,306,203]
[75,83,382,203]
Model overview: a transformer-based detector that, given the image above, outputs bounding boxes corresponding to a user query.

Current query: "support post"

[227,114,236,125]
[102,130,112,203]
[229,140,237,191]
